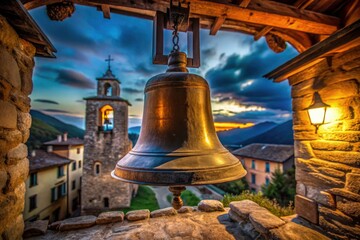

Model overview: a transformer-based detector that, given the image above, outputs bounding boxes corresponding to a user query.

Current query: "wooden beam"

[253,0,315,41]
[101,4,111,19]
[190,0,339,35]
[210,14,226,35]
[254,26,272,40]
[22,0,340,35]
[239,0,251,8]
[264,19,360,82]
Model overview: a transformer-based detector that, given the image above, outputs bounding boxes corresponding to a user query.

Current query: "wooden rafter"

[254,0,315,41]
[210,14,226,35]
[22,0,340,35]
[239,0,251,8]
[101,4,111,19]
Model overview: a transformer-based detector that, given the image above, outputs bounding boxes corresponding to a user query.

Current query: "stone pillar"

[290,44,360,239]
[0,15,35,239]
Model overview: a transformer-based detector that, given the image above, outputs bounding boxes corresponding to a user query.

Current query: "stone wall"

[0,15,35,239]
[290,44,360,239]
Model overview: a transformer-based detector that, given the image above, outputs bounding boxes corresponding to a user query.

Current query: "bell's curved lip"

[111,163,247,186]
[128,149,229,157]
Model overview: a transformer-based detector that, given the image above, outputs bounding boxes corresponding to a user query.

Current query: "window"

[251,173,256,184]
[51,183,66,202]
[72,197,78,211]
[99,105,114,131]
[104,197,109,208]
[57,166,65,178]
[72,162,76,171]
[265,177,270,186]
[77,147,81,154]
[52,208,60,222]
[72,180,76,190]
[78,161,82,168]
[30,172,37,187]
[58,183,67,197]
[94,163,101,175]
[29,195,37,211]
[51,187,58,202]
[251,160,256,169]
[104,83,112,96]
[265,162,270,173]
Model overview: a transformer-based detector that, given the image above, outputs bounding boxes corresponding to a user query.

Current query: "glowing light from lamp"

[306,92,330,133]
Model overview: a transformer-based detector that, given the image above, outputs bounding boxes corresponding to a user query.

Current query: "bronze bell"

[112,52,246,208]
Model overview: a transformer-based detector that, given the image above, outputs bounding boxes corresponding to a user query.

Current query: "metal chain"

[172,15,180,52]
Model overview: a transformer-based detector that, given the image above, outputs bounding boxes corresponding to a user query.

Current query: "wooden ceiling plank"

[239,0,251,8]
[210,14,226,35]
[101,4,111,19]
[22,0,339,34]
[294,0,315,10]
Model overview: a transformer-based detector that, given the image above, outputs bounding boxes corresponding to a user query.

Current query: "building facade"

[82,65,137,215]
[25,150,72,223]
[43,133,84,216]
[233,143,294,192]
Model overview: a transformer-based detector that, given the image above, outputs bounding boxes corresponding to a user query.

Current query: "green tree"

[262,167,295,206]
[215,178,249,195]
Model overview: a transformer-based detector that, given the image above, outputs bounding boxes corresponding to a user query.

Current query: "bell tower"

[82,56,136,215]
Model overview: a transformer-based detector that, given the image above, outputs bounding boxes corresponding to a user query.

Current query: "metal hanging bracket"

[152,1,200,68]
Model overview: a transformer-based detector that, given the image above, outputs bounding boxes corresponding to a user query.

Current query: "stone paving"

[25,200,331,240]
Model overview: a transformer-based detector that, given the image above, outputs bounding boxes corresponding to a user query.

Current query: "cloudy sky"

[29,5,297,130]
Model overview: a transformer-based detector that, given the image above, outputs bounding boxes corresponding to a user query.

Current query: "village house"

[25,149,72,223]
[24,134,84,223]
[233,143,294,192]
[0,0,359,239]
[43,133,84,216]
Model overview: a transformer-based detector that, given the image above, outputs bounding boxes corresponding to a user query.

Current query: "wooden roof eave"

[0,0,56,58]
[263,19,360,83]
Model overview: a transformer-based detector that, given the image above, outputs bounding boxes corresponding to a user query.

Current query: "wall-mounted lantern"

[306,92,330,133]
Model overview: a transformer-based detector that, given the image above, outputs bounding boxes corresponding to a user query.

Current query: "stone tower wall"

[0,16,35,239]
[82,99,134,215]
[290,44,360,239]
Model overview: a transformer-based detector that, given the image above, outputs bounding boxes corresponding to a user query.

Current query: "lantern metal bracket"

[153,8,200,68]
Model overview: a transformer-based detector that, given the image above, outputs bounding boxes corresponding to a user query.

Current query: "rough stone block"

[96,211,124,224]
[306,186,335,208]
[269,222,330,240]
[7,143,27,163]
[294,141,314,159]
[125,209,150,221]
[321,79,359,100]
[319,131,360,142]
[197,200,224,212]
[23,220,48,238]
[295,195,318,224]
[59,215,97,231]
[313,150,360,167]
[6,157,28,192]
[345,173,360,194]
[228,209,243,222]
[328,188,360,202]
[296,182,306,196]
[177,206,194,214]
[319,215,360,239]
[150,207,177,218]
[0,167,7,191]
[310,140,352,151]
[0,46,21,89]
[2,214,24,240]
[0,129,22,155]
[296,167,344,189]
[336,196,360,219]
[319,206,353,224]
[229,200,265,219]
[249,209,285,234]
[17,111,31,131]
[0,100,17,129]
[317,167,345,179]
